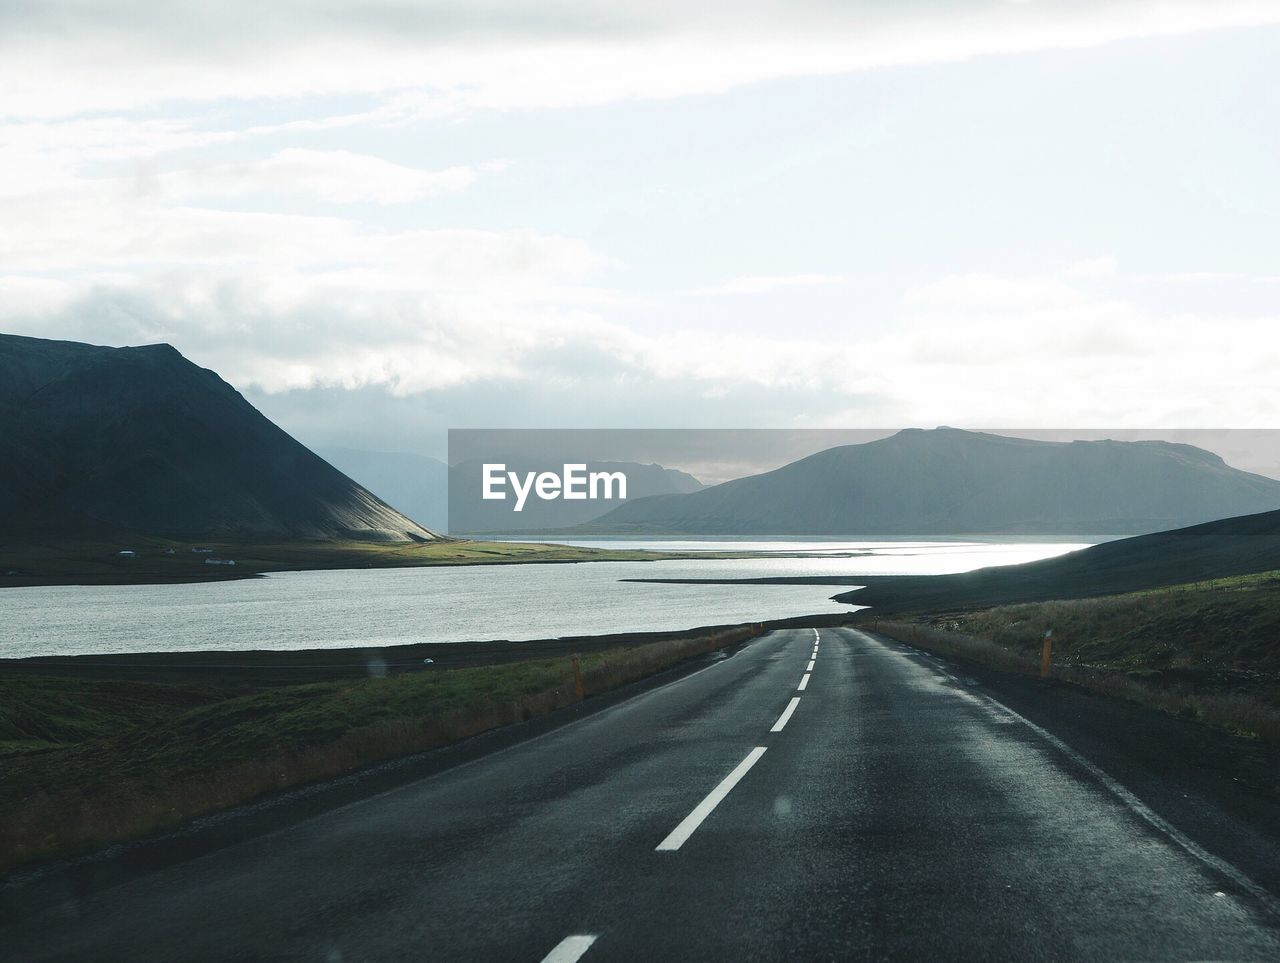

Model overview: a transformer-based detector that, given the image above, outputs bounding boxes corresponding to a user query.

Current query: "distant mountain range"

[317,450,704,535]
[0,334,436,541]
[579,428,1280,537]
[448,459,703,535]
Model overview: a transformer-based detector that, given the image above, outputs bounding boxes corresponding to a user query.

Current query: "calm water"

[1,541,1088,658]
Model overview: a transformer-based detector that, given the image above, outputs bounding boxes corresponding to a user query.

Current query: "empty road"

[4,628,1280,960]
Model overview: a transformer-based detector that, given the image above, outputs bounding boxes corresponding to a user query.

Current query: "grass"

[0,535,764,587]
[0,625,759,874]
[859,569,1280,743]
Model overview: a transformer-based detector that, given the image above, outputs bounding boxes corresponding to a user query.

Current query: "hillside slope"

[318,448,448,533]
[0,334,436,541]
[839,506,1280,614]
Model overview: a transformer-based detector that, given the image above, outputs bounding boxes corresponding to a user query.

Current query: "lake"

[0,540,1088,658]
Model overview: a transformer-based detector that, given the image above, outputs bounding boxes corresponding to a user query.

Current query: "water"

[0,541,1088,658]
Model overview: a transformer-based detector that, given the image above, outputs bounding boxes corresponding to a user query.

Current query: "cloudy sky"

[3,1,1279,459]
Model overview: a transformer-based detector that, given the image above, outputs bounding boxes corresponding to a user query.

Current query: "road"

[4,628,1280,960]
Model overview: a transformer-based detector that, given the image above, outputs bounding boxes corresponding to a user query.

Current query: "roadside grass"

[860,570,1280,743]
[0,625,758,874]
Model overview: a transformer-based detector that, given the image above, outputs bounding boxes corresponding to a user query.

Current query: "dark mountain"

[448,459,703,535]
[839,506,1280,615]
[580,428,1280,537]
[0,334,436,541]
[317,447,448,533]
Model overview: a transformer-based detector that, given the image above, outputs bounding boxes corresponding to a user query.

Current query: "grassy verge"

[860,570,1280,743]
[0,625,759,874]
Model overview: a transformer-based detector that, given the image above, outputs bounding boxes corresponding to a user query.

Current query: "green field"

[862,570,1280,742]
[937,570,1280,681]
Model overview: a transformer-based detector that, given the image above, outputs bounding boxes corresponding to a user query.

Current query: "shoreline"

[0,536,768,590]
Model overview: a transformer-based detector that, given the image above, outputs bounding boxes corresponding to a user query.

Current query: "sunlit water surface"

[1,540,1088,658]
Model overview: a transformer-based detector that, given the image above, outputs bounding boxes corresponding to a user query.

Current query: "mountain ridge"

[576,428,1280,537]
[0,334,436,541]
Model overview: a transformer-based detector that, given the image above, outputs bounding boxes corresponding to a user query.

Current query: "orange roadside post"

[1041,629,1053,679]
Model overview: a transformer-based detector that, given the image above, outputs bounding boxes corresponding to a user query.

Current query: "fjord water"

[1,541,1087,658]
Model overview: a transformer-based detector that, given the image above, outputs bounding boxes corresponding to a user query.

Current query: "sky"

[3,1,1279,461]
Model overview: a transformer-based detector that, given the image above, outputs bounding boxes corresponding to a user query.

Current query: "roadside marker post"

[1041,629,1053,679]
[572,656,584,700]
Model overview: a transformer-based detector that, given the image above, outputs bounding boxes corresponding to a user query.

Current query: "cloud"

[7,264,1279,433]
[3,3,1278,439]
[144,150,480,205]
[0,169,597,277]
[1063,256,1119,279]
[3,2,1278,118]
[691,274,845,296]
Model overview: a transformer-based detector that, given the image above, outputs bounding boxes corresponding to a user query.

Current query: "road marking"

[813,629,820,643]
[771,696,801,732]
[656,747,768,852]
[541,934,598,963]
[806,659,816,671]
[798,673,810,691]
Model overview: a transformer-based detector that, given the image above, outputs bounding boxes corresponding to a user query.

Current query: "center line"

[798,673,811,691]
[541,934,598,963]
[655,747,768,852]
[806,659,816,671]
[771,696,801,732]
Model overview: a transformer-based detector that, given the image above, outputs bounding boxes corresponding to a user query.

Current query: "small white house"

[117,549,136,558]
[203,558,236,566]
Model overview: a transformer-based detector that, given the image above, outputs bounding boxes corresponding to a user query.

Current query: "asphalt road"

[5,628,1280,961]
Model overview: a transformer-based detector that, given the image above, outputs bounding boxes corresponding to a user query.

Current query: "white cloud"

[692,274,845,296]
[4,2,1278,436]
[7,265,1279,430]
[0,172,596,278]
[1063,256,1119,279]
[3,2,1278,118]
[145,150,479,205]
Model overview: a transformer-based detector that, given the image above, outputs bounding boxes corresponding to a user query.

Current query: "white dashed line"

[806,659,816,671]
[771,696,801,732]
[656,747,768,852]
[797,673,810,691]
[541,934,598,963]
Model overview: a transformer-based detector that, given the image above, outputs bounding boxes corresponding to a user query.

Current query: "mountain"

[448,459,703,535]
[0,334,437,541]
[317,447,448,533]
[578,428,1280,537]
[838,506,1280,615]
